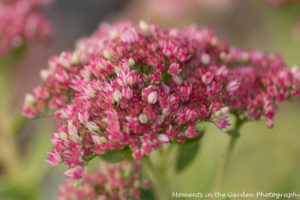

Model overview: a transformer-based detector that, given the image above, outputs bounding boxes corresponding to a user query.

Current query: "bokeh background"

[2,0,300,199]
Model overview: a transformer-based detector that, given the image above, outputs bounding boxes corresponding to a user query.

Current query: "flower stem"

[0,52,30,188]
[210,114,245,195]
[209,134,238,195]
[142,156,170,200]
[0,112,29,188]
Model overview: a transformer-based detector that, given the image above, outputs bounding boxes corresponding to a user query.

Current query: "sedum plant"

[22,21,300,199]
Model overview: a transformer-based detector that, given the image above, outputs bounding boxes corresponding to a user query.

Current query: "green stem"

[0,47,31,188]
[142,156,170,200]
[209,135,238,195]
[210,115,245,195]
[0,115,29,188]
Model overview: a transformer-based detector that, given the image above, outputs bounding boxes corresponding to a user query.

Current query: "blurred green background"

[1,0,300,199]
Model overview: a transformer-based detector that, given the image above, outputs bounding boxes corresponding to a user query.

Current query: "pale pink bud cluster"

[0,0,52,59]
[22,21,300,179]
[57,161,150,200]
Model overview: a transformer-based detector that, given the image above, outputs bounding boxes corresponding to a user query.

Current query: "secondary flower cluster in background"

[57,161,150,200]
[22,21,300,180]
[0,0,52,59]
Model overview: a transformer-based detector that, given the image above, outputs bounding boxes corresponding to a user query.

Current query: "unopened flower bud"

[213,111,222,118]
[71,52,80,64]
[162,108,170,116]
[291,65,299,74]
[86,121,100,132]
[59,131,68,140]
[45,150,62,166]
[168,63,181,75]
[241,52,249,62]
[147,91,158,104]
[202,72,214,85]
[128,57,135,66]
[56,109,69,119]
[156,115,165,125]
[114,66,121,75]
[139,20,149,33]
[158,134,169,144]
[138,113,148,124]
[78,111,89,124]
[201,53,210,65]
[64,167,83,179]
[126,74,135,85]
[266,119,274,128]
[25,93,35,107]
[91,134,102,144]
[133,150,143,160]
[68,120,80,142]
[216,116,231,131]
[291,65,300,80]
[172,75,183,85]
[210,37,219,47]
[109,29,118,40]
[227,80,240,92]
[100,136,107,143]
[122,87,133,99]
[220,107,230,115]
[185,126,201,138]
[113,89,123,102]
[103,49,112,60]
[59,52,71,69]
[219,52,226,60]
[40,69,50,81]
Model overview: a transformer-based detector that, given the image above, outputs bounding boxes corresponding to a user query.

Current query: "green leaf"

[140,189,155,200]
[176,137,202,172]
[100,148,132,163]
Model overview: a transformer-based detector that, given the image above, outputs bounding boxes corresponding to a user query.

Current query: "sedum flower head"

[57,161,150,200]
[0,0,52,59]
[22,21,300,179]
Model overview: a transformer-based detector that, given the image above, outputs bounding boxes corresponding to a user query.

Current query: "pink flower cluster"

[0,0,52,59]
[57,161,150,200]
[22,21,300,179]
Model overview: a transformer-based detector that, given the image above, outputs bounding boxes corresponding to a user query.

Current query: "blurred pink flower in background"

[0,0,52,59]
[57,161,150,200]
